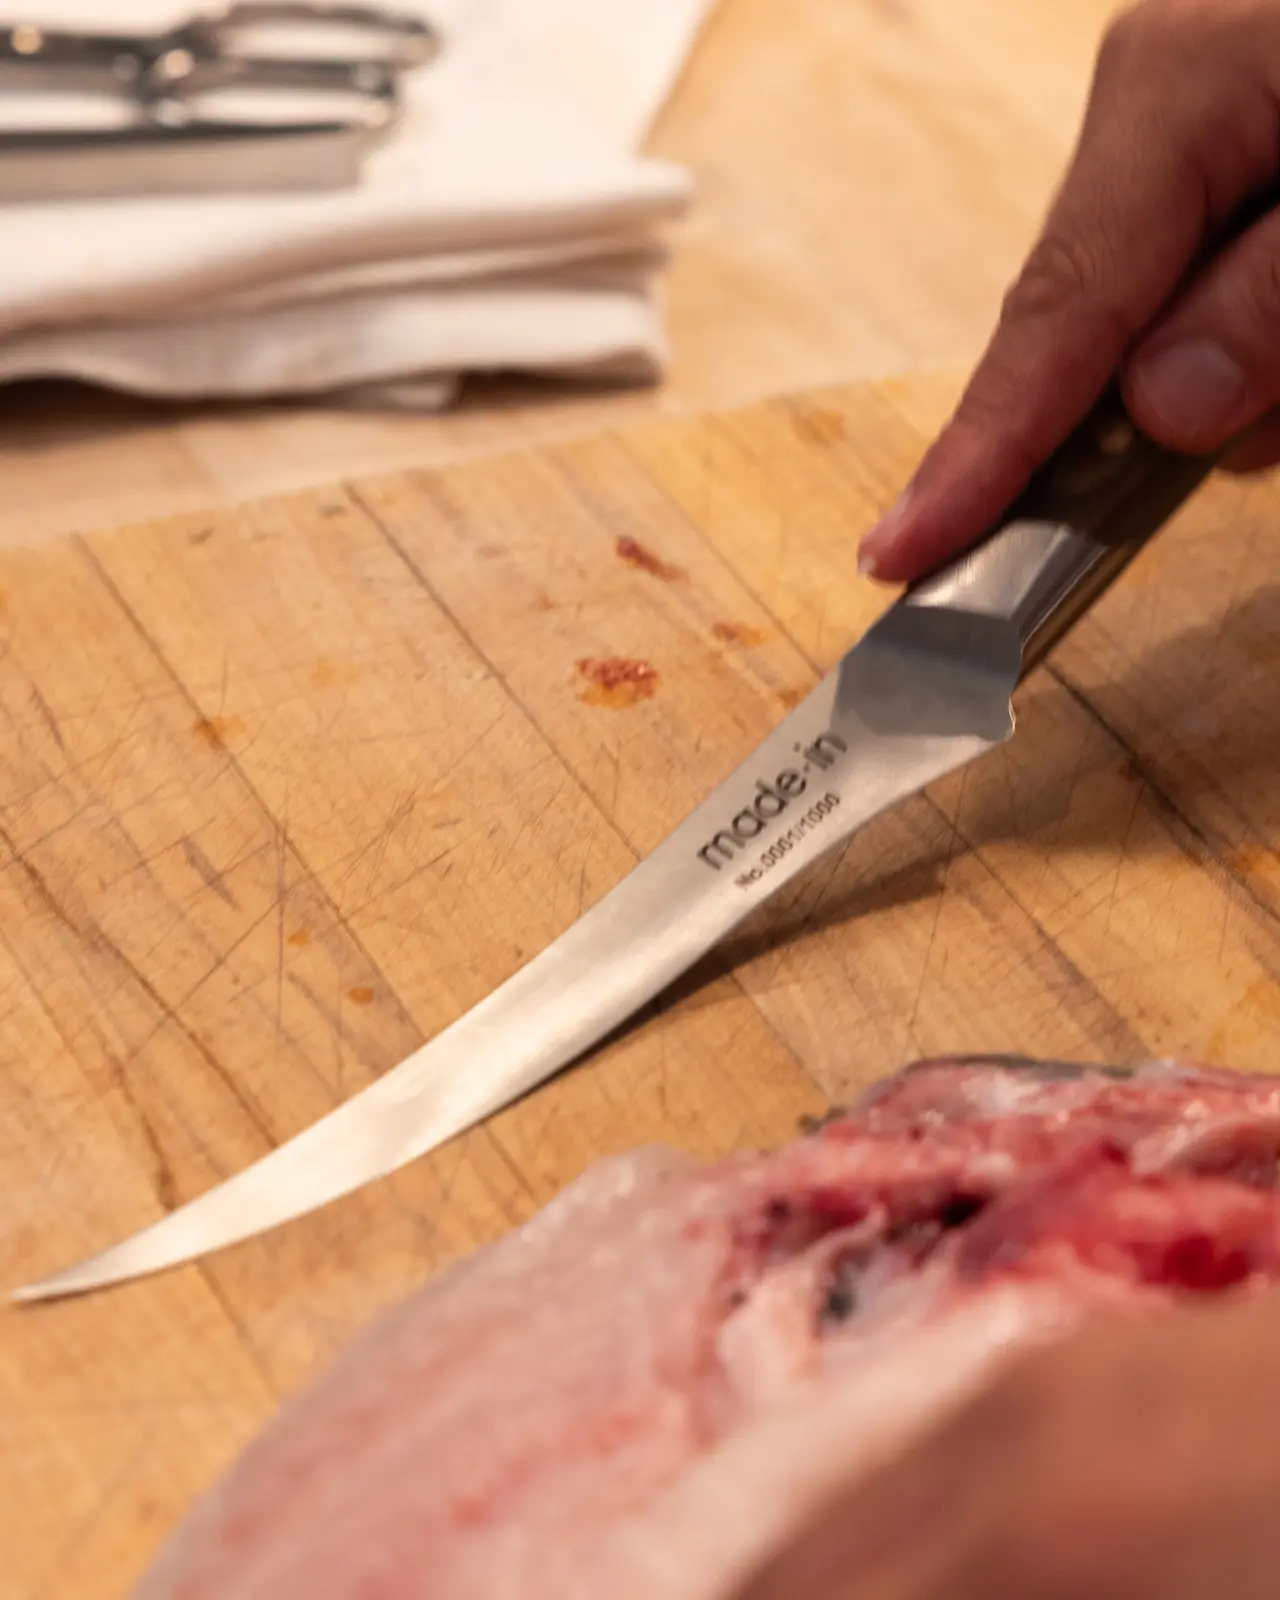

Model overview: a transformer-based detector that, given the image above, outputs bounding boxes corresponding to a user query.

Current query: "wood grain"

[4,365,1278,1595]
[0,0,1120,548]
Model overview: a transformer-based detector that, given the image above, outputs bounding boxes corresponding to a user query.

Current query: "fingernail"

[858,486,914,579]
[1130,339,1249,447]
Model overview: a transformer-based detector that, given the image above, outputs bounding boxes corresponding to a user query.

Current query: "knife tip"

[10,1281,57,1306]
[9,1260,112,1306]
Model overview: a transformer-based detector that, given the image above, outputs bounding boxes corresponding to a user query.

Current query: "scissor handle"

[0,22,161,82]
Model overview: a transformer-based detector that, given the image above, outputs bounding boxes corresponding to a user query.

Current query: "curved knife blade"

[13,612,1020,1300]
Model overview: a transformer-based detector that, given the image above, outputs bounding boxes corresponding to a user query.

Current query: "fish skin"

[133,1056,1280,1600]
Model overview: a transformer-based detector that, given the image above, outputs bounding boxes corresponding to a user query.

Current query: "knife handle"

[899,382,1214,681]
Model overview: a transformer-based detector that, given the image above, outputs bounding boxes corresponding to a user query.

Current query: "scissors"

[0,3,440,107]
[0,3,442,196]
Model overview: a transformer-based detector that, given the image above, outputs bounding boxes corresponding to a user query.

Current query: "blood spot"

[615,536,686,582]
[711,620,766,647]
[577,657,660,709]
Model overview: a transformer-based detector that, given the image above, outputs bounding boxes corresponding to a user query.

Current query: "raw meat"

[134,1055,1280,1600]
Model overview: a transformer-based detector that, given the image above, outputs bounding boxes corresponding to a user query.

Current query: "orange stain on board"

[577,657,660,709]
[287,928,311,948]
[790,405,848,448]
[615,536,686,582]
[712,620,766,647]
[347,985,375,1006]
[191,714,246,749]
[777,687,806,709]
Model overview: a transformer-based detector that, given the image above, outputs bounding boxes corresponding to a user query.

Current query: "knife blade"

[13,384,1215,1302]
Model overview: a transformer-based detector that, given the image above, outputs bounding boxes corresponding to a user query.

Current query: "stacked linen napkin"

[0,0,716,407]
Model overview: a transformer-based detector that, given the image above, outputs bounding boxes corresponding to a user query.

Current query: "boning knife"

[13,382,1216,1301]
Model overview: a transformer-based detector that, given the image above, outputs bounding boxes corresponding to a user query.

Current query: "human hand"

[858,0,1280,584]
[732,1290,1280,1600]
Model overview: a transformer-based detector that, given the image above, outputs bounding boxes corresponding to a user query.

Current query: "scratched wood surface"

[0,0,1120,548]
[4,366,1280,1596]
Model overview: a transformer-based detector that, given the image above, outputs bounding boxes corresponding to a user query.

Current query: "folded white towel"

[0,0,715,405]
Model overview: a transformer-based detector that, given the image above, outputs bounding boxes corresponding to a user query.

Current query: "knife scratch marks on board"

[576,658,660,710]
[191,714,246,750]
[2,832,184,1210]
[29,683,65,751]
[615,536,686,583]
[181,836,236,908]
[1208,977,1280,1063]
[274,812,289,1075]
[602,736,622,812]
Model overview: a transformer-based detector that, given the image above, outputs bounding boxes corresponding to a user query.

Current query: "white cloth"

[0,0,715,405]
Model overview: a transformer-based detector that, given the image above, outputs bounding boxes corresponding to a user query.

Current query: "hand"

[858,0,1280,584]
[732,1290,1280,1600]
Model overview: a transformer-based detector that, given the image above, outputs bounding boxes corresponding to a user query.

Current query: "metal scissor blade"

[13,640,1018,1302]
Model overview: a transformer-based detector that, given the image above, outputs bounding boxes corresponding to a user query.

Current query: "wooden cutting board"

[4,366,1280,1598]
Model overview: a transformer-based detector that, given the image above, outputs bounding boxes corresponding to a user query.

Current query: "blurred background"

[0,0,1118,546]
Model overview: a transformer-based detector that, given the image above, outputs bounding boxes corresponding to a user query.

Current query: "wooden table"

[4,365,1280,1596]
[0,0,1120,549]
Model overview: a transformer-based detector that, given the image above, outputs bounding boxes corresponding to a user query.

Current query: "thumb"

[1124,206,1280,454]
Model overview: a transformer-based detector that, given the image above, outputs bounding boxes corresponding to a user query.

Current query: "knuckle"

[1000,231,1100,326]
[999,229,1135,351]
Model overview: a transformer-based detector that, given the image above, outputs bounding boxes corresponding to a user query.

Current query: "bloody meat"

[134,1055,1280,1600]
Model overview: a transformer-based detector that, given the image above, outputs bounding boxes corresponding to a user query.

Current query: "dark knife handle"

[1006,386,1215,675]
